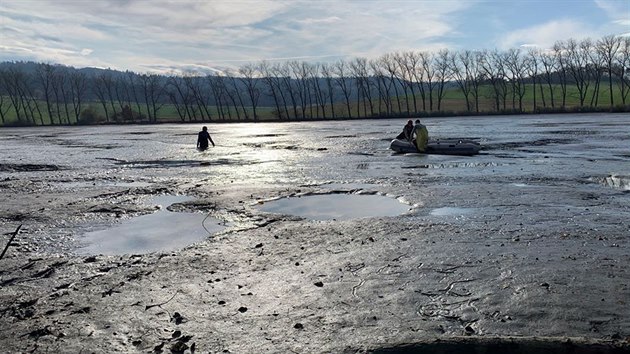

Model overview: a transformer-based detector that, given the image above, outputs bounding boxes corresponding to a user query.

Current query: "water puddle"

[430,207,472,216]
[256,194,409,220]
[77,195,225,255]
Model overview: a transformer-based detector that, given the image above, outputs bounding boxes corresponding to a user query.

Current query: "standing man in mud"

[197,126,215,151]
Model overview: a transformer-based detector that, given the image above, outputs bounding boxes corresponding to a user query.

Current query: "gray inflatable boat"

[390,138,481,156]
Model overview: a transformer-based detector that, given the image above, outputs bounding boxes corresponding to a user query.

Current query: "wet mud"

[0,163,61,172]
[1,114,629,353]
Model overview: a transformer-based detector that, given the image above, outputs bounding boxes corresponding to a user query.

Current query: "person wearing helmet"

[197,126,215,151]
[396,120,414,142]
[413,119,429,152]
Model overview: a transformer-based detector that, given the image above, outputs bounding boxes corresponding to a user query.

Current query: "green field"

[1,83,628,126]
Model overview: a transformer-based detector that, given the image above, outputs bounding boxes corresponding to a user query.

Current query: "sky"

[1,0,629,75]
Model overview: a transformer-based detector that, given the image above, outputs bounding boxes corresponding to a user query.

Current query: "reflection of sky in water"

[77,195,224,255]
[3,114,629,254]
[2,114,629,189]
[256,194,410,220]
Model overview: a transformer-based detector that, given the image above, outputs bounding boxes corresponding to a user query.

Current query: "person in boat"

[413,119,429,152]
[197,126,215,151]
[396,120,414,142]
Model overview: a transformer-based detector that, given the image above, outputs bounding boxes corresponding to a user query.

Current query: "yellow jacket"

[414,124,429,152]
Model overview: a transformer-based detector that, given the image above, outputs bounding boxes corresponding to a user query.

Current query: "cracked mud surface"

[1,114,629,353]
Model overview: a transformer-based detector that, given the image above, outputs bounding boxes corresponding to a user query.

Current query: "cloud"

[594,0,630,20]
[497,19,596,50]
[295,16,342,25]
[6,0,620,74]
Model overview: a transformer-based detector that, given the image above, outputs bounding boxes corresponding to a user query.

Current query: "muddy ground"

[1,115,629,353]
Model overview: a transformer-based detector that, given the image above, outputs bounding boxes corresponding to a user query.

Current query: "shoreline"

[2,108,630,128]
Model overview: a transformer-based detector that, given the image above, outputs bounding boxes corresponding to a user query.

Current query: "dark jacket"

[197,130,214,150]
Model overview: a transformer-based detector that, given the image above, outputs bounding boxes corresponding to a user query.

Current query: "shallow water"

[256,194,410,220]
[1,113,629,254]
[76,195,224,255]
[2,114,628,188]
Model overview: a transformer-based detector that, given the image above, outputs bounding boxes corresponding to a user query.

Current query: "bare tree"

[333,60,353,118]
[69,71,87,123]
[433,49,451,111]
[139,74,166,122]
[93,72,113,122]
[50,68,70,124]
[615,37,630,105]
[20,73,45,125]
[393,52,414,114]
[527,49,541,111]
[225,70,248,120]
[450,50,482,112]
[289,61,310,119]
[584,39,605,107]
[35,64,58,125]
[238,64,262,120]
[480,50,506,111]
[167,76,194,121]
[114,75,134,122]
[539,51,557,108]
[320,63,337,118]
[208,75,231,120]
[310,63,329,119]
[125,71,145,120]
[369,59,392,115]
[103,72,118,118]
[2,67,34,124]
[114,74,133,120]
[259,61,284,119]
[552,41,569,108]
[597,35,622,107]
[380,53,403,113]
[419,52,436,111]
[0,69,13,124]
[405,51,425,112]
[182,76,207,120]
[504,49,528,111]
[564,39,592,106]
[0,97,10,125]
[350,57,375,117]
[269,63,293,120]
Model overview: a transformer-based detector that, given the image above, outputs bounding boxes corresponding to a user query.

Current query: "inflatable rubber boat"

[390,138,481,156]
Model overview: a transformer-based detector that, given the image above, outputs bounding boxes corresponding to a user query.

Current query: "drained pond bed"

[1,115,629,353]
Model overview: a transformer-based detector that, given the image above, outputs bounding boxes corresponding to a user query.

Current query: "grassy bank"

[1,83,628,126]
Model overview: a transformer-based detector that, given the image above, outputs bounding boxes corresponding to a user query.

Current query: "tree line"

[0,34,629,126]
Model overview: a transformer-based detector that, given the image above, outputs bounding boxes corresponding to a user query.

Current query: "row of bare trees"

[0,64,169,125]
[1,35,629,126]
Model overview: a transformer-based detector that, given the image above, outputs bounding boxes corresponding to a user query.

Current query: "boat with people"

[389,138,481,156]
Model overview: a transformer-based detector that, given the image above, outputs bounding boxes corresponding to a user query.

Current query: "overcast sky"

[1,0,628,74]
